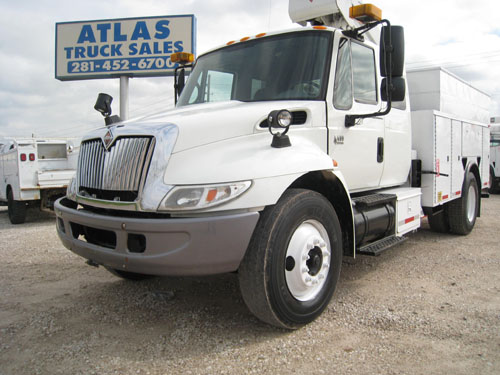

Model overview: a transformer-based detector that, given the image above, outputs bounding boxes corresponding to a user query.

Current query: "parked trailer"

[55,0,490,328]
[0,138,78,224]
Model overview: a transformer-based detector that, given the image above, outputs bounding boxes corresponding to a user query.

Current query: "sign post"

[119,76,129,120]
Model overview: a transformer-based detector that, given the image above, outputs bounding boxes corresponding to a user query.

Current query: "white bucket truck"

[55,0,490,328]
[0,137,78,224]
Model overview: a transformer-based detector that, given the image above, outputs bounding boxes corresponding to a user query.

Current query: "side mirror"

[172,52,195,105]
[380,26,405,78]
[381,77,406,102]
[177,68,186,96]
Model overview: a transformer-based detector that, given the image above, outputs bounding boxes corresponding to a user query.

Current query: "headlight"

[66,176,77,201]
[160,181,252,211]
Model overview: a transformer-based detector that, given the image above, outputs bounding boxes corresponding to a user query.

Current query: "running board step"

[352,193,396,208]
[357,235,408,256]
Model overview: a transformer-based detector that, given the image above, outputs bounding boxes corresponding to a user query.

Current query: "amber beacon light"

[170,52,195,65]
[349,4,382,23]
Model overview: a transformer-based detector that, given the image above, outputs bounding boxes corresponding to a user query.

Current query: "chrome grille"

[78,137,153,199]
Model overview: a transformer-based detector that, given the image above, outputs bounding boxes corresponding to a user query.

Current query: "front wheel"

[448,172,479,235]
[238,189,342,329]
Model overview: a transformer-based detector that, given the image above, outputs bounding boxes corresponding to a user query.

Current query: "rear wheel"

[7,189,27,225]
[448,172,479,235]
[238,189,342,329]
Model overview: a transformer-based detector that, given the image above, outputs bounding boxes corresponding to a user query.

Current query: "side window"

[351,42,377,104]
[333,39,353,110]
[188,73,203,104]
[206,70,234,102]
[187,70,234,104]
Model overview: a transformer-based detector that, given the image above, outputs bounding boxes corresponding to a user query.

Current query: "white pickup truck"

[0,138,78,224]
[55,0,490,328]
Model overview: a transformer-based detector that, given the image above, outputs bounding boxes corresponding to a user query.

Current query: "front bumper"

[55,198,259,276]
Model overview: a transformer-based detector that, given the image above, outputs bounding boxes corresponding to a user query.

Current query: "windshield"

[178,31,332,106]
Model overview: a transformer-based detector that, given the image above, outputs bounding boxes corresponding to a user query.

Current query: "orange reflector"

[349,4,382,23]
[240,36,250,42]
[313,25,327,30]
[255,33,267,38]
[332,159,338,167]
[227,40,235,45]
[206,189,217,202]
[170,52,194,64]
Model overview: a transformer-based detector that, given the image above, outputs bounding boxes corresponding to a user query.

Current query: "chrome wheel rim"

[284,220,330,302]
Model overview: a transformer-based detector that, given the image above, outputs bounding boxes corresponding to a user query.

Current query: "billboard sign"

[55,15,196,81]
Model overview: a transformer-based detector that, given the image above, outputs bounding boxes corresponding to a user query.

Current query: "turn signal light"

[20,153,27,162]
[349,4,382,23]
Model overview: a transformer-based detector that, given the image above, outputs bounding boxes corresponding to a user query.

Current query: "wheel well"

[289,171,354,257]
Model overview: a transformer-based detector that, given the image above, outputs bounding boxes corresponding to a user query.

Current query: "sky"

[1,0,500,138]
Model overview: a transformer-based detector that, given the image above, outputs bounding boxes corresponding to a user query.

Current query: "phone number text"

[68,57,177,74]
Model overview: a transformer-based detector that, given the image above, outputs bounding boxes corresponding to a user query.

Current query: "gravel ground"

[0,196,499,375]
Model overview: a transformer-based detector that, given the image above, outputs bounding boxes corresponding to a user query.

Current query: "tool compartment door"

[434,115,451,204]
[451,119,464,198]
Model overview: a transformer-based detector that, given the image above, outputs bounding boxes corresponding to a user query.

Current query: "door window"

[333,39,378,108]
[351,42,377,104]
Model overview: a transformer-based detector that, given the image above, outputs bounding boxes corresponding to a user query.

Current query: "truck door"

[327,37,384,191]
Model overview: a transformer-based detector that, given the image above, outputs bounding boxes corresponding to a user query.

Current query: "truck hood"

[134,100,316,153]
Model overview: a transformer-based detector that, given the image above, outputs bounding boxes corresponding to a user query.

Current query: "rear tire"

[238,189,342,329]
[7,189,27,225]
[105,267,155,281]
[448,172,479,235]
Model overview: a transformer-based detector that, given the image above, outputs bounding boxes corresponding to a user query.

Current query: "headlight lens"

[66,176,77,201]
[160,181,252,211]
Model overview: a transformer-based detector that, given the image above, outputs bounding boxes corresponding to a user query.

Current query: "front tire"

[238,189,342,329]
[7,189,27,225]
[448,172,479,235]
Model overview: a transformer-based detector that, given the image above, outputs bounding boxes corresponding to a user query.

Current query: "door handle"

[377,137,384,163]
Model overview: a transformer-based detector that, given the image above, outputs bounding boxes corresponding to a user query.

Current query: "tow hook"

[86,259,99,268]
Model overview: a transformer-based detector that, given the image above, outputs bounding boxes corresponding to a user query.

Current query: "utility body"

[0,137,78,224]
[55,0,490,328]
